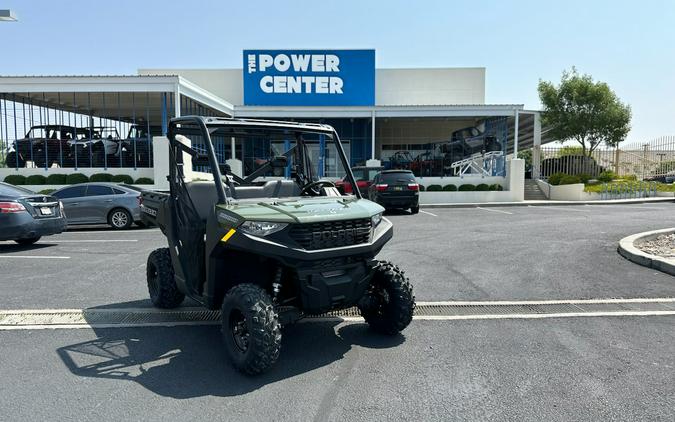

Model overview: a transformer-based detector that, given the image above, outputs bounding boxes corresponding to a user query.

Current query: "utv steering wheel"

[300,180,336,196]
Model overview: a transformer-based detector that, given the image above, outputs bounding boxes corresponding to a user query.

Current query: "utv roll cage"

[167,116,363,204]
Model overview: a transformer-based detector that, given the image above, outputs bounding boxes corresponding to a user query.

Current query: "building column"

[371,110,376,160]
[532,112,542,180]
[513,109,519,156]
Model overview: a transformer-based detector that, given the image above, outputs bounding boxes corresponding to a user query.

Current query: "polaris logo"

[313,228,358,243]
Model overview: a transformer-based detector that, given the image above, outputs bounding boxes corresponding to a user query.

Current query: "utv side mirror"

[270,156,288,168]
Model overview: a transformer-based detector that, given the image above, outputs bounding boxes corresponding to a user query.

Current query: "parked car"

[51,183,143,229]
[336,165,383,195]
[0,182,67,244]
[368,170,420,214]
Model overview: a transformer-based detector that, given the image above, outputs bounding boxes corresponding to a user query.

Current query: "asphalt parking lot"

[1,203,674,421]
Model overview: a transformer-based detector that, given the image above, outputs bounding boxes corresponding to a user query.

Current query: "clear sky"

[1,0,673,143]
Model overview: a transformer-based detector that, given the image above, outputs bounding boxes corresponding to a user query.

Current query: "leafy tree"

[556,145,584,157]
[517,149,532,171]
[538,68,631,156]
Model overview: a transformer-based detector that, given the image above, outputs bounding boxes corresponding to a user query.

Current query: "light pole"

[0,9,17,21]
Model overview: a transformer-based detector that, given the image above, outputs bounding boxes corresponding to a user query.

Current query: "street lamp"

[0,9,17,21]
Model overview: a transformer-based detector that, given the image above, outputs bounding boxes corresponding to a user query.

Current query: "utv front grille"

[289,218,372,250]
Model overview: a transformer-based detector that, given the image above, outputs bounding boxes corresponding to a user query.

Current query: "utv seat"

[185,180,300,221]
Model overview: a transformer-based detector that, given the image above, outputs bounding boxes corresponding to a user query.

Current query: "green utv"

[141,116,415,374]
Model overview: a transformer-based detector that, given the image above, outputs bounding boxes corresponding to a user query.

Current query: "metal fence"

[538,136,675,181]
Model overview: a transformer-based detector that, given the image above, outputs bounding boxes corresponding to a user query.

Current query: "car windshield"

[0,182,34,196]
[380,172,415,183]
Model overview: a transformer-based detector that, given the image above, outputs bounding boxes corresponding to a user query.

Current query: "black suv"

[368,170,420,214]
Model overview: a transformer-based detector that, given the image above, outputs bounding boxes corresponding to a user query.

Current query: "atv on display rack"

[140,116,415,375]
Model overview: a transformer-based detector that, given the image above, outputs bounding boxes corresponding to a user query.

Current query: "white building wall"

[138,67,485,107]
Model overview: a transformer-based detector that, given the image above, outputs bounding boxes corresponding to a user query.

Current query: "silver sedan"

[52,183,143,229]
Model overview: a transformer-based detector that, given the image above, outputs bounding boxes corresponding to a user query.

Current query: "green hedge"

[90,173,113,183]
[66,173,89,184]
[548,172,565,186]
[559,174,581,185]
[38,189,56,195]
[3,175,26,185]
[598,170,615,183]
[134,177,154,185]
[426,184,442,191]
[26,175,47,185]
[458,184,475,191]
[442,184,457,191]
[112,174,134,184]
[46,174,67,184]
[418,184,425,191]
[488,184,503,191]
[475,183,489,191]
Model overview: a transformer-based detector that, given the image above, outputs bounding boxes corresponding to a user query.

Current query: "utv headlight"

[371,212,383,228]
[239,221,287,237]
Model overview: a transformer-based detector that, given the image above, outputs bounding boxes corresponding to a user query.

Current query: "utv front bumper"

[221,218,393,313]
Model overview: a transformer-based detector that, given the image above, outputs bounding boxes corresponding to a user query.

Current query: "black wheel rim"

[229,309,250,353]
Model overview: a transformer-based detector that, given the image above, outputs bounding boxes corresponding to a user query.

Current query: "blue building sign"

[243,49,375,106]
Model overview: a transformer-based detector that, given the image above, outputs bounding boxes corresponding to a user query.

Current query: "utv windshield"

[171,119,359,202]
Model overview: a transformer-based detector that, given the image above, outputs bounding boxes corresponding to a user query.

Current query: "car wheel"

[146,248,184,308]
[108,208,133,230]
[358,261,415,335]
[221,283,281,375]
[410,206,420,214]
[14,237,41,246]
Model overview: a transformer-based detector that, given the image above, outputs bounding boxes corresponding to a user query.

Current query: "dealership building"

[0,49,547,195]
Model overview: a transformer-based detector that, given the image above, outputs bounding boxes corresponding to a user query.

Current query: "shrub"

[620,174,637,181]
[442,184,457,191]
[134,177,154,185]
[548,172,566,186]
[598,170,615,183]
[26,175,47,185]
[458,184,476,191]
[66,173,89,184]
[418,184,425,192]
[426,184,442,191]
[3,175,26,185]
[38,189,56,195]
[488,184,503,191]
[475,183,489,191]
[46,174,67,185]
[90,173,113,183]
[578,173,592,184]
[112,174,134,184]
[559,174,581,185]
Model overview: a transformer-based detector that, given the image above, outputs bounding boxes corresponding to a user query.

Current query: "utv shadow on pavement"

[56,317,404,398]
[0,242,55,252]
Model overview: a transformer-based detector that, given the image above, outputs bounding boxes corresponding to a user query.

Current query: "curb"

[421,198,675,209]
[617,228,675,277]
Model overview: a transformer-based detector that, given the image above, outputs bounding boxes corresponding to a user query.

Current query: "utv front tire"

[221,284,281,375]
[358,261,415,335]
[146,248,184,308]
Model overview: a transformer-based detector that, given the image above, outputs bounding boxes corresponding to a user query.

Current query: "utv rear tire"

[15,237,41,246]
[410,206,420,214]
[221,284,281,375]
[6,152,26,168]
[358,261,415,335]
[146,248,184,309]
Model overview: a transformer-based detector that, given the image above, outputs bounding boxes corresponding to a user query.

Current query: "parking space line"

[38,239,138,243]
[529,206,589,212]
[0,255,70,259]
[419,210,437,217]
[476,207,513,215]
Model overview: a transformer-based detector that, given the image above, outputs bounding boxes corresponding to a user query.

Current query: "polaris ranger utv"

[141,116,415,374]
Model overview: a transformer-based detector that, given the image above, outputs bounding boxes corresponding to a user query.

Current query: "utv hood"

[217,197,384,225]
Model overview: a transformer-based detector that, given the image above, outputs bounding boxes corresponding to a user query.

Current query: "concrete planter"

[536,179,600,201]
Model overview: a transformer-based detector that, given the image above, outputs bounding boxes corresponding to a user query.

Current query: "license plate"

[39,207,52,215]
[394,186,403,191]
